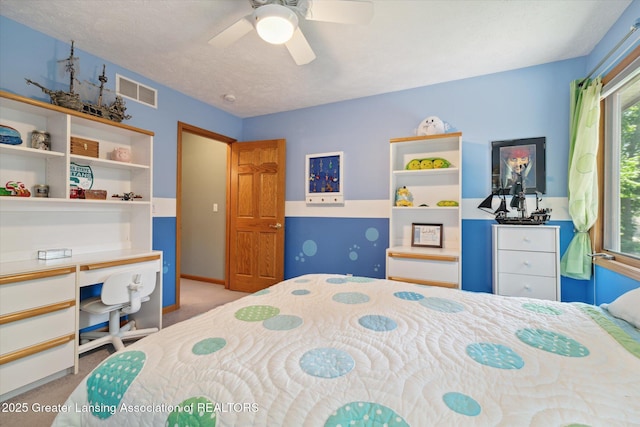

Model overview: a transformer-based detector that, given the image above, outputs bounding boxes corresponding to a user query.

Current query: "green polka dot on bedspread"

[325,402,409,427]
[166,396,216,427]
[86,350,145,419]
[234,305,280,321]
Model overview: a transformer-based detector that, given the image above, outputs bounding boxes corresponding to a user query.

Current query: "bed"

[53,274,640,426]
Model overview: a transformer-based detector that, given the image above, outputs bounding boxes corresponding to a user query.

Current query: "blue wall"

[1,1,638,307]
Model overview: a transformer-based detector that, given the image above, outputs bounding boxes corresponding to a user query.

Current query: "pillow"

[602,288,640,329]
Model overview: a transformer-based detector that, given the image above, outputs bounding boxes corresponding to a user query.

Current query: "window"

[594,47,640,279]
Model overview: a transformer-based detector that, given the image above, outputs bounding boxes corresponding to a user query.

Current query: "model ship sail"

[25,41,131,122]
[478,168,551,225]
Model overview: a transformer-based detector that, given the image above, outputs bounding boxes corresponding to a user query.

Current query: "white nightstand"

[492,224,561,301]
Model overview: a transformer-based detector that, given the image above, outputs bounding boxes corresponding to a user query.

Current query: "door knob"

[269,223,282,229]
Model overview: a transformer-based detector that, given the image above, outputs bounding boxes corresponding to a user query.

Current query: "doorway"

[176,122,235,308]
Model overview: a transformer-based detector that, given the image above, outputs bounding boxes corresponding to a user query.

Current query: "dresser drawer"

[0,269,75,316]
[496,273,558,300]
[0,305,75,355]
[497,226,557,252]
[387,254,458,287]
[497,249,556,277]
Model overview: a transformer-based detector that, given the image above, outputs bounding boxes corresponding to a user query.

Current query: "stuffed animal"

[406,159,421,170]
[417,116,452,136]
[395,186,414,207]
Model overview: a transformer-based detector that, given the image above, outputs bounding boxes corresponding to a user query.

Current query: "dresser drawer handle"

[522,236,531,243]
[523,260,531,266]
[524,284,532,291]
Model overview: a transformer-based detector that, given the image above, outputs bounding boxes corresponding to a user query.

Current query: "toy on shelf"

[395,186,413,207]
[416,116,454,136]
[4,181,31,197]
[0,125,22,145]
[112,192,142,201]
[406,157,451,170]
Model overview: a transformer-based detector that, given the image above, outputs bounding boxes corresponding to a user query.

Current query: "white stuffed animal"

[417,116,447,136]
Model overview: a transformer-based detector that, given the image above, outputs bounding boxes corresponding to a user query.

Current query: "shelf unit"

[0,91,154,261]
[0,91,159,400]
[386,132,462,288]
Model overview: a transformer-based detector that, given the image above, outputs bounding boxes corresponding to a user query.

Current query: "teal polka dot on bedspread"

[166,396,216,427]
[325,402,409,427]
[516,328,590,357]
[300,347,355,378]
[358,314,398,331]
[333,292,370,304]
[326,277,348,284]
[419,297,464,313]
[522,303,563,315]
[346,276,376,283]
[86,350,145,419]
[234,305,280,321]
[442,392,481,416]
[192,338,226,355]
[393,291,424,301]
[292,289,310,295]
[466,343,524,369]
[263,314,303,331]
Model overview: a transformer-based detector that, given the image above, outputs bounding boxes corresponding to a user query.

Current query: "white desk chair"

[78,269,159,353]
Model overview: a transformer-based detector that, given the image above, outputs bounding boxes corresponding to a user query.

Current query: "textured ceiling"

[0,0,632,118]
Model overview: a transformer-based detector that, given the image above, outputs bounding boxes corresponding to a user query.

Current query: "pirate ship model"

[25,41,131,123]
[478,169,551,225]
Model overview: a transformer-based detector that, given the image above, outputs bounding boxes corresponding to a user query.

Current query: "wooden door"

[229,139,286,292]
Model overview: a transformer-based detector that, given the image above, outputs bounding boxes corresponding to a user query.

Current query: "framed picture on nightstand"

[411,223,443,248]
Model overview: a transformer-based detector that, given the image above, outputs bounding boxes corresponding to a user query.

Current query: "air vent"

[116,74,157,108]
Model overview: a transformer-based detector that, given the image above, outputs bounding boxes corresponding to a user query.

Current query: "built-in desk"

[0,249,162,401]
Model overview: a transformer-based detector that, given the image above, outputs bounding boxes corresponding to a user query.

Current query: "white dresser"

[492,225,561,301]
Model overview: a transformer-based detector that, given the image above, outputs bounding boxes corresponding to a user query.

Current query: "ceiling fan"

[208,0,374,65]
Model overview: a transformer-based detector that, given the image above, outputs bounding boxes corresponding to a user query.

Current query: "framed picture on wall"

[491,137,546,195]
[411,223,443,248]
[305,151,344,205]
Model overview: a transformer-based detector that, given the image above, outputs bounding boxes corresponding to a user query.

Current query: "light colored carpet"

[0,279,248,427]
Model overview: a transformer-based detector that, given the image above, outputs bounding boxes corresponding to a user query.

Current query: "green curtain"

[560,77,602,280]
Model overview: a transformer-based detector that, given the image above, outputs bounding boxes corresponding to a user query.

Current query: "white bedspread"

[53,274,640,426]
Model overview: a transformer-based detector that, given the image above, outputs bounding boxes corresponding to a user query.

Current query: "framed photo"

[411,223,443,248]
[305,151,344,205]
[491,137,546,195]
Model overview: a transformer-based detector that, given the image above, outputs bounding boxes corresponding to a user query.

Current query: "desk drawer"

[0,338,74,396]
[497,249,556,277]
[0,269,75,316]
[497,273,558,300]
[497,226,556,252]
[78,256,160,287]
[0,305,75,355]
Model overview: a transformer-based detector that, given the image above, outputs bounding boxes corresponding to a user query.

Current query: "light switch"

[213,203,218,212]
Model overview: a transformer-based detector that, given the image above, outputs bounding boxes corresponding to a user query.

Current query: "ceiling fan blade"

[305,0,374,25]
[285,28,316,65]
[208,16,253,48]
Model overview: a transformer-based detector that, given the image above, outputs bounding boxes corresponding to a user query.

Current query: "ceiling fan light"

[254,4,298,45]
